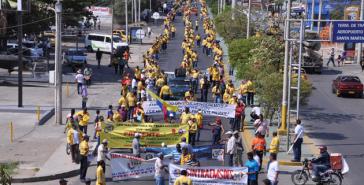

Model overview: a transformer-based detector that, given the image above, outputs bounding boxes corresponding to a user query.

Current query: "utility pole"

[317,0,322,32]
[217,0,220,14]
[232,0,236,20]
[55,0,62,125]
[131,0,134,23]
[149,0,151,11]
[247,0,251,38]
[125,0,128,44]
[138,0,141,23]
[357,0,364,64]
[278,0,292,134]
[134,0,137,23]
[310,0,315,30]
[17,0,23,108]
[111,0,114,62]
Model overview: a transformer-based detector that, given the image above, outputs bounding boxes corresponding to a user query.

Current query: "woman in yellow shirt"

[96,161,106,185]
[180,148,192,165]
[126,92,137,121]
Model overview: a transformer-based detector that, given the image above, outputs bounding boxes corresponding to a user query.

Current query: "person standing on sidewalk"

[80,85,88,109]
[245,152,259,185]
[75,69,84,95]
[246,79,255,105]
[234,131,244,166]
[292,119,304,162]
[327,48,336,67]
[252,133,266,171]
[154,153,168,185]
[96,48,102,69]
[79,135,89,181]
[67,124,82,163]
[267,153,279,185]
[269,131,280,155]
[226,131,236,167]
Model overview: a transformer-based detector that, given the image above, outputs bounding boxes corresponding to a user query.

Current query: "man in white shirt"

[250,105,261,121]
[97,139,110,173]
[293,119,304,162]
[179,137,192,154]
[132,133,141,157]
[267,153,279,185]
[75,70,84,94]
[226,131,236,167]
[154,153,167,185]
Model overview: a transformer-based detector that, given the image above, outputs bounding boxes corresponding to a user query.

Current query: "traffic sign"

[332,21,364,43]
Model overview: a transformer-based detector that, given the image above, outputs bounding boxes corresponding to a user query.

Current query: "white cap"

[135,133,141,137]
[225,131,233,135]
[233,130,239,135]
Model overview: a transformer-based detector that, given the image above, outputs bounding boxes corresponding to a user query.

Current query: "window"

[105,37,111,43]
[88,35,105,42]
[341,76,361,83]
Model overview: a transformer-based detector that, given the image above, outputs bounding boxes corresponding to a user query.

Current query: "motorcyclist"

[311,146,331,181]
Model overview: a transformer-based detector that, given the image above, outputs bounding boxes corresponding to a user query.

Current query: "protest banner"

[110,153,155,181]
[142,101,236,118]
[169,164,248,185]
[100,122,189,149]
[211,149,224,161]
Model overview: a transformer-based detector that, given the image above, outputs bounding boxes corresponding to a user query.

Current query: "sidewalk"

[6,23,165,183]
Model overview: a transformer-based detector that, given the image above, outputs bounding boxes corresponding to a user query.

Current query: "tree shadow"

[306,132,347,140]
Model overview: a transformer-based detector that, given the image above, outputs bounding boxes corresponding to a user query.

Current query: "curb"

[11,169,79,183]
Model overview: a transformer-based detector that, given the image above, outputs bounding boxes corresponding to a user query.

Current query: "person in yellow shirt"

[223,90,231,104]
[180,147,192,165]
[113,110,121,122]
[174,170,192,185]
[211,65,220,86]
[195,110,203,141]
[67,125,82,163]
[269,132,280,154]
[118,95,128,108]
[78,108,90,135]
[79,135,89,180]
[212,83,222,103]
[229,95,238,105]
[239,80,248,104]
[160,84,173,100]
[96,160,106,185]
[246,80,255,105]
[156,77,165,95]
[196,33,201,47]
[171,25,176,38]
[134,66,142,80]
[188,118,198,146]
[126,92,137,120]
[180,107,192,124]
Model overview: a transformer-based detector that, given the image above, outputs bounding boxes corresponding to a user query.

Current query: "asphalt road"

[301,67,364,185]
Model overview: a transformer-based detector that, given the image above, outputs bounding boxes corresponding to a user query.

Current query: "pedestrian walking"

[199,76,209,102]
[188,118,197,146]
[67,124,82,163]
[97,18,101,30]
[226,131,236,167]
[173,170,192,185]
[234,101,245,131]
[78,108,89,134]
[96,160,106,185]
[235,131,244,167]
[195,110,203,142]
[79,135,89,181]
[252,133,266,171]
[245,152,259,185]
[96,48,102,69]
[254,114,269,137]
[84,66,92,86]
[132,133,141,157]
[155,153,168,185]
[97,139,110,173]
[75,69,84,94]
[123,50,131,69]
[81,85,88,109]
[147,26,152,38]
[267,153,279,185]
[327,48,336,67]
[292,119,304,162]
[209,118,224,145]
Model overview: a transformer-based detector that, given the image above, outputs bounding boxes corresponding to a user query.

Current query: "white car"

[84,33,128,53]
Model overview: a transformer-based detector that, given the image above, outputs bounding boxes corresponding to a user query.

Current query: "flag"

[147,89,178,122]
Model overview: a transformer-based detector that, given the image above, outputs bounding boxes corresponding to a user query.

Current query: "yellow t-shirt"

[160,85,172,96]
[96,165,105,185]
[174,175,192,185]
[156,78,165,87]
[180,154,192,165]
[180,112,192,124]
[127,94,137,107]
[189,121,197,133]
[118,96,128,107]
[79,113,90,126]
[195,113,203,128]
[269,136,280,153]
[79,140,89,156]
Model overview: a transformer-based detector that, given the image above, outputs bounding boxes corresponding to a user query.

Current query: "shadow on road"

[306,132,347,140]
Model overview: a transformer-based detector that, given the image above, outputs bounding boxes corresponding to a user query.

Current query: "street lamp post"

[310,0,315,30]
[278,0,292,135]
[125,0,128,43]
[247,0,251,39]
[357,0,364,64]
[17,0,23,108]
[232,0,236,20]
[55,0,62,125]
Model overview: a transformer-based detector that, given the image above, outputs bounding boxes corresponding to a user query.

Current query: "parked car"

[22,41,44,59]
[113,29,128,42]
[332,75,363,98]
[63,48,87,71]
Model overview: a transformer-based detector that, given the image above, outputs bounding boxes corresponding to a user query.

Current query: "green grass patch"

[0,162,19,175]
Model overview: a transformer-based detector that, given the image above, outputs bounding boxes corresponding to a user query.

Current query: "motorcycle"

[291,158,343,185]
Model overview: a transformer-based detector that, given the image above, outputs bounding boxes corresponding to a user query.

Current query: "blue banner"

[332,21,364,43]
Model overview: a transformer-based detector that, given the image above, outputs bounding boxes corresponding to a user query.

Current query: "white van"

[84,33,128,53]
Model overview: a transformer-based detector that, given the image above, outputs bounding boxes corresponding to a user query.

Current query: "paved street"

[300,65,364,185]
